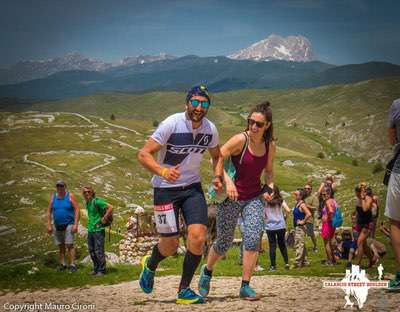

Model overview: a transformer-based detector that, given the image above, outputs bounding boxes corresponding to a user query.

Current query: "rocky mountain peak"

[228,34,315,62]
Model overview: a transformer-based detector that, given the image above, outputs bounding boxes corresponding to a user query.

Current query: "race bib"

[154,203,177,234]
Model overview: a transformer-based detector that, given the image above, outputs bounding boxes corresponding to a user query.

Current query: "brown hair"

[267,184,283,207]
[246,101,274,144]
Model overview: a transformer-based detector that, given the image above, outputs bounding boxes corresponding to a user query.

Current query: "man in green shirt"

[304,184,319,252]
[83,185,113,276]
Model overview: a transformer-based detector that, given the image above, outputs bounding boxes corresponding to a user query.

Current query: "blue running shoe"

[239,284,260,301]
[198,264,211,297]
[176,288,205,304]
[139,255,155,294]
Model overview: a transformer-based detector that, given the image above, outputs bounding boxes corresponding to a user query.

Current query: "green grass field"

[0,77,399,290]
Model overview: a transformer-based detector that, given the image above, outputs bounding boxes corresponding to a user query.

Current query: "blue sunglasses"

[190,99,210,109]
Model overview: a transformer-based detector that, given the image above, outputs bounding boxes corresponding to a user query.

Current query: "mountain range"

[0,34,400,100]
[0,35,313,85]
[0,52,176,85]
[1,56,400,100]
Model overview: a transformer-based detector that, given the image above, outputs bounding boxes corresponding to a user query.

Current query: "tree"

[110,114,116,121]
[153,120,159,127]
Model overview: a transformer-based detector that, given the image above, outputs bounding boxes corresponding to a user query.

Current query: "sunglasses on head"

[248,118,265,128]
[190,99,210,109]
[83,190,92,194]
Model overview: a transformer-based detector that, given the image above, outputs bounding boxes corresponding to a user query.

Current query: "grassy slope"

[0,77,399,289]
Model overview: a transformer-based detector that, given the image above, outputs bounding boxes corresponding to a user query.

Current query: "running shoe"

[176,288,205,304]
[56,264,67,272]
[255,265,265,272]
[69,264,78,273]
[139,255,155,294]
[388,279,400,292]
[239,284,260,301]
[313,247,318,253]
[198,264,211,297]
[268,265,276,272]
[284,263,290,269]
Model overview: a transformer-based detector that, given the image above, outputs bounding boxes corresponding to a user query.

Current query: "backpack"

[94,198,113,227]
[332,205,343,228]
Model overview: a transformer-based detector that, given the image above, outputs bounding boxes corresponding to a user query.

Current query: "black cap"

[56,180,66,187]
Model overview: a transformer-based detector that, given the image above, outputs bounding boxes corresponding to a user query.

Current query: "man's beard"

[187,109,205,122]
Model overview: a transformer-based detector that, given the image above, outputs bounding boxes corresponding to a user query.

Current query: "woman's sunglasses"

[248,118,265,128]
[190,99,210,109]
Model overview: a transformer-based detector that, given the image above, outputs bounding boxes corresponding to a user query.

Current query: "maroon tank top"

[231,141,269,201]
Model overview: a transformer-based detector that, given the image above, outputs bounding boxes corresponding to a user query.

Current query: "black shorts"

[153,183,208,237]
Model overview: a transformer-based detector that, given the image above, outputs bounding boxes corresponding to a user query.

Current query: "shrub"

[317,152,325,159]
[110,114,116,121]
[153,120,159,127]
[352,159,358,166]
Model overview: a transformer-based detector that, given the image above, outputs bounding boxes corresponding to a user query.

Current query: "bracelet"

[160,168,168,178]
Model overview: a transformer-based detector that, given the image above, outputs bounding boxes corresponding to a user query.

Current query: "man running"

[137,85,223,304]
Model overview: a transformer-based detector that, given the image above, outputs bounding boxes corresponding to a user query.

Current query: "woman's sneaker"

[268,265,276,272]
[69,264,78,273]
[198,264,211,297]
[56,264,67,272]
[139,255,155,294]
[284,263,290,269]
[239,285,260,301]
[176,288,205,304]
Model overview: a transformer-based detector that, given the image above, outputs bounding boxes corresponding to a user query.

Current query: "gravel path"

[0,275,397,311]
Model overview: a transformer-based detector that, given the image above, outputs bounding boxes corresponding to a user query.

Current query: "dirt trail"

[0,275,396,312]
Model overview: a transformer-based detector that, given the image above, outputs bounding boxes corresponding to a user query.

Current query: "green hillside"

[0,77,398,286]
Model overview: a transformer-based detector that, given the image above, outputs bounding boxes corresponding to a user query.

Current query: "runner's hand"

[72,224,78,233]
[212,177,223,194]
[263,192,273,201]
[226,181,239,201]
[47,225,53,235]
[164,164,181,183]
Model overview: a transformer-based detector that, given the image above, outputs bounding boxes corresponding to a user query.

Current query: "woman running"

[198,101,275,300]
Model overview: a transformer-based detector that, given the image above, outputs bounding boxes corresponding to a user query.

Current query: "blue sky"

[1,0,399,67]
